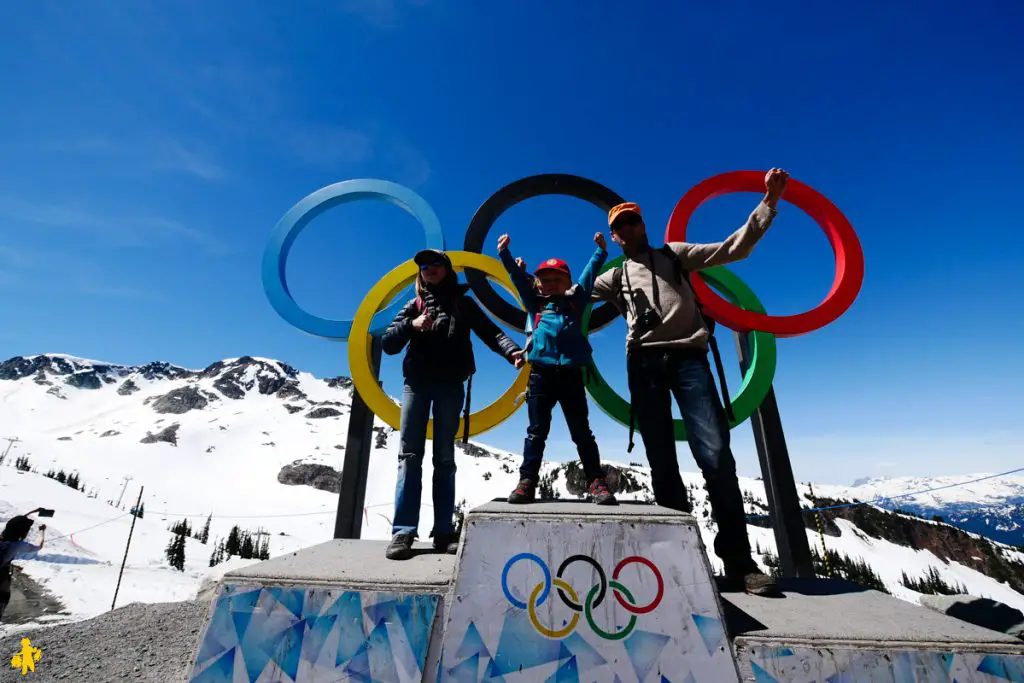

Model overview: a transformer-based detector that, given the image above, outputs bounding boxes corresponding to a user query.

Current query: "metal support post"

[735,331,815,578]
[334,337,383,539]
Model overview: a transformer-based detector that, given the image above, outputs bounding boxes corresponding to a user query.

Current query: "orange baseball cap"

[608,202,642,227]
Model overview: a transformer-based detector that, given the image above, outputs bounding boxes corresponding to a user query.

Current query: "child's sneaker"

[508,479,536,504]
[588,477,618,506]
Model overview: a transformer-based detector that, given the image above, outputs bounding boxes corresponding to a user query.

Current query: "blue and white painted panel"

[437,517,739,682]
[188,583,440,683]
[740,643,1024,682]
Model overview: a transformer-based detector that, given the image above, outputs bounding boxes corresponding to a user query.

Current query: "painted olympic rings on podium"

[582,261,778,437]
[348,251,531,439]
[666,170,864,337]
[261,179,445,339]
[500,552,664,640]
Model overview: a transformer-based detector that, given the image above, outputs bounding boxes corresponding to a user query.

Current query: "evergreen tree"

[169,519,190,536]
[165,534,182,569]
[170,534,186,571]
[56,470,67,484]
[453,500,467,537]
[240,533,255,560]
[44,469,56,480]
[66,472,80,490]
[200,515,211,545]
[225,526,241,557]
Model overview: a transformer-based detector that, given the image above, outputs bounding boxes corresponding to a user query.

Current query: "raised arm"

[380,300,420,356]
[574,234,608,303]
[670,168,788,271]
[497,234,538,313]
[463,298,522,365]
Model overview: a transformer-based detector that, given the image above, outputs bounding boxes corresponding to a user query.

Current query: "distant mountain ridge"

[830,474,1024,548]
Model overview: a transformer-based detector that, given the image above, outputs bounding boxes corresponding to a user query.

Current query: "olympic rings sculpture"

[261,172,863,440]
[500,552,665,640]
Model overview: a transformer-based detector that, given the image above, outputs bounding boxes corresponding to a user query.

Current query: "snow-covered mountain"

[2,352,1024,634]
[824,475,1024,548]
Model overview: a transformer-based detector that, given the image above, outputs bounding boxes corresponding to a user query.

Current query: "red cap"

[534,257,571,277]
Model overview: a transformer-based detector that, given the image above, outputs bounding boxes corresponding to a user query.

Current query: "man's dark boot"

[726,561,780,596]
[508,478,536,504]
[433,532,459,554]
[588,477,619,506]
[385,531,415,560]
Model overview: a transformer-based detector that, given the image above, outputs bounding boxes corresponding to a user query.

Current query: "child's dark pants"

[519,365,603,483]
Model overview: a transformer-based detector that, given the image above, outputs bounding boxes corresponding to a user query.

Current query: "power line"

[146,508,336,520]
[48,513,131,542]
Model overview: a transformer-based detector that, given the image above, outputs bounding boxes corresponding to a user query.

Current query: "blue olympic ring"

[501,553,551,610]
[261,179,445,340]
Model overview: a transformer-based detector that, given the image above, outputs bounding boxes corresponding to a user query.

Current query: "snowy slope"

[1,353,1024,633]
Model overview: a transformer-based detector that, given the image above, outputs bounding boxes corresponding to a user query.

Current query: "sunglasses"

[610,218,642,233]
[419,260,445,271]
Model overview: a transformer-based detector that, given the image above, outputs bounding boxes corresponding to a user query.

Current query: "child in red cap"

[497,232,617,505]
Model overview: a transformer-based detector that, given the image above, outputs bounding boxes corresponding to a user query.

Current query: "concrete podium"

[186,540,454,682]
[435,501,737,682]
[723,579,1024,682]
[187,501,1024,682]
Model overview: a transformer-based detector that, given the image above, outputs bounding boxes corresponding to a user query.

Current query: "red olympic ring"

[665,170,864,337]
[611,556,664,615]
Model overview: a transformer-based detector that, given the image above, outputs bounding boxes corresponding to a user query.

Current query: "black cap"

[414,249,449,267]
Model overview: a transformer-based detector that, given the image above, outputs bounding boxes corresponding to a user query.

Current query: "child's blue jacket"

[499,246,607,367]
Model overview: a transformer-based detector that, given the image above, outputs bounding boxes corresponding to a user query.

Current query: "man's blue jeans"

[392,378,464,539]
[627,347,755,573]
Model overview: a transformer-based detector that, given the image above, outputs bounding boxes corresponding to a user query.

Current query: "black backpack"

[611,246,735,450]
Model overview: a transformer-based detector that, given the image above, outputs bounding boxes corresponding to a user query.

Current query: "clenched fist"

[412,313,434,332]
[497,234,511,252]
[594,232,607,250]
[763,168,789,208]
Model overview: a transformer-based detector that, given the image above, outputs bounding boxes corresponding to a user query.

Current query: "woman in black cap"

[380,249,524,560]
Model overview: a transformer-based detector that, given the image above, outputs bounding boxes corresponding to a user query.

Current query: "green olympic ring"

[582,259,778,440]
[585,580,638,641]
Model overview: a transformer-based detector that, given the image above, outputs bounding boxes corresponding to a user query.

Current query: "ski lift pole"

[112,486,143,611]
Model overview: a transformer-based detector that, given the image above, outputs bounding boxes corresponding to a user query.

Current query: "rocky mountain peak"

[200,356,301,400]
[0,354,131,388]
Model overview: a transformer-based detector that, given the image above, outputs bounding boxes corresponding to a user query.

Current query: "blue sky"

[1,0,1022,485]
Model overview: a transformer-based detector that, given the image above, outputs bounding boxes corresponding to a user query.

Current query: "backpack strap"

[461,374,473,444]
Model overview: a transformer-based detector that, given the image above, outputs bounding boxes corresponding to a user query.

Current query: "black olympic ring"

[556,554,607,611]
[462,173,626,334]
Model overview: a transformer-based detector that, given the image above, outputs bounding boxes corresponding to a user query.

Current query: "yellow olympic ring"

[349,251,531,439]
[528,578,580,639]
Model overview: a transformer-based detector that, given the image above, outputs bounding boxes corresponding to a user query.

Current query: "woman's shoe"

[385,531,415,560]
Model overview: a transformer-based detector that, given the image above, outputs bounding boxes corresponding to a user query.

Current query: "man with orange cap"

[591,168,789,596]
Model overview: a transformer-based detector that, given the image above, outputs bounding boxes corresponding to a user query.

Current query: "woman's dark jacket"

[381,283,521,383]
